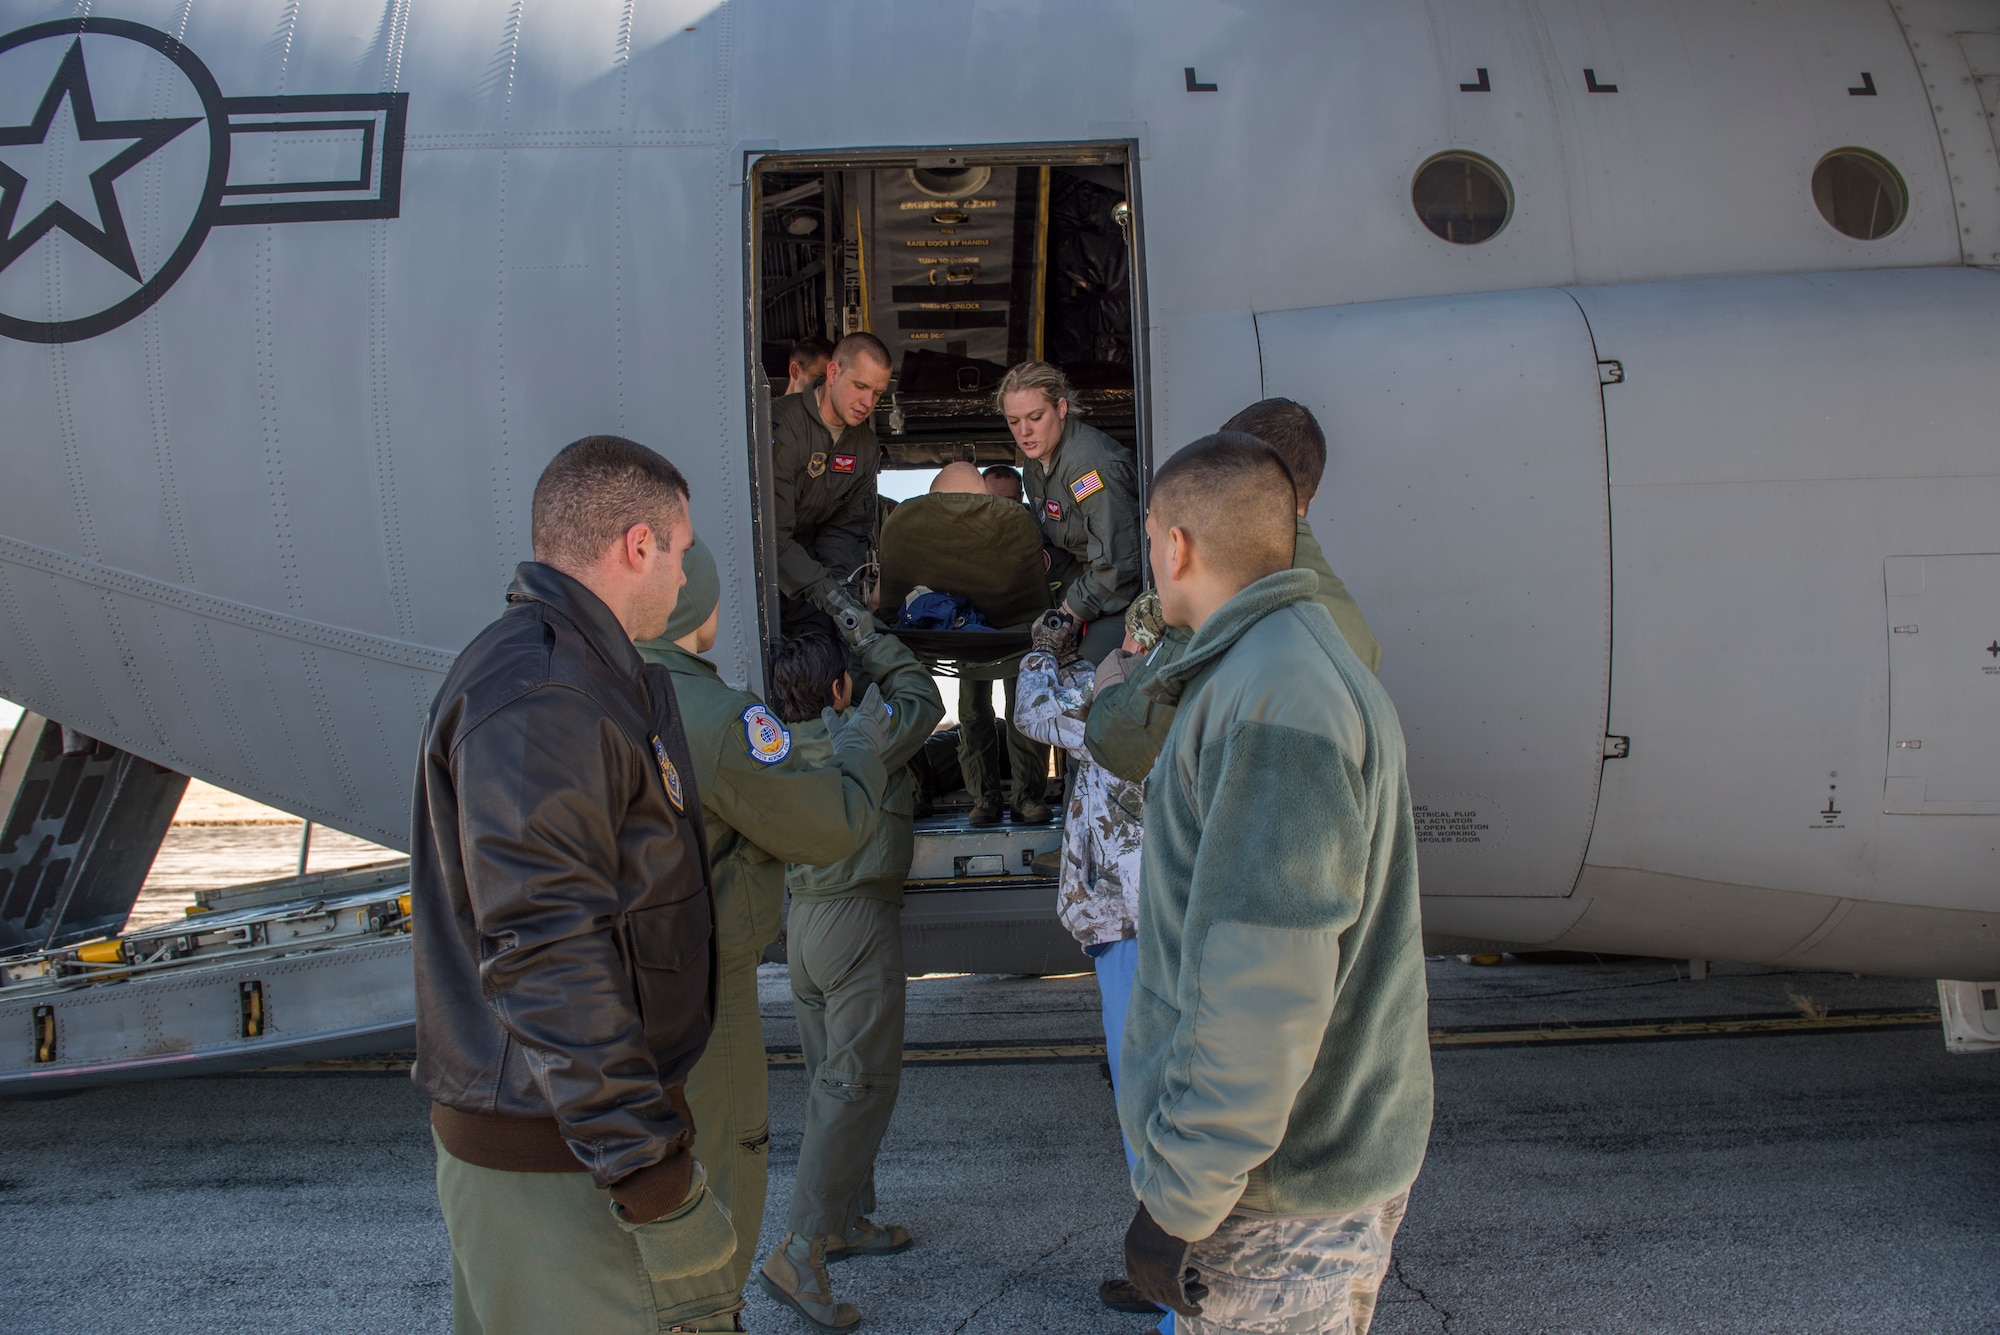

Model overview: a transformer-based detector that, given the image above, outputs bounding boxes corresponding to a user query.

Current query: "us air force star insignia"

[0,18,408,345]
[1070,470,1105,503]
[741,704,792,765]
[0,40,199,283]
[651,735,684,812]
[807,452,827,479]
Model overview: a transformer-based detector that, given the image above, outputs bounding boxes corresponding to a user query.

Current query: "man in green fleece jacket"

[1119,433,1432,1335]
[1084,398,1381,784]
[755,626,943,1331]
[637,538,896,1332]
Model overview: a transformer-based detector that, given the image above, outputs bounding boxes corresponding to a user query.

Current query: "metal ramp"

[0,860,415,1093]
[0,715,189,954]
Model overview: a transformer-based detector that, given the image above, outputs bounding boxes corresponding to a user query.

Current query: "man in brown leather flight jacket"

[411,436,737,1335]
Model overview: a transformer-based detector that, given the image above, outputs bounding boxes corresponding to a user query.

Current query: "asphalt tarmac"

[1,958,1994,1334]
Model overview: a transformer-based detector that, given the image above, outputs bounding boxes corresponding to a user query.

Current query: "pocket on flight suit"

[611,1159,739,1281]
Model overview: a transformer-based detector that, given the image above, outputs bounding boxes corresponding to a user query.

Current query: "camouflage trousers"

[1180,1192,1409,1335]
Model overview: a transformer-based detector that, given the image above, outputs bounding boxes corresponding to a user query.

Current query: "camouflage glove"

[823,683,892,761]
[1030,607,1083,665]
[811,578,876,648]
[1125,590,1166,652]
[1123,1202,1207,1318]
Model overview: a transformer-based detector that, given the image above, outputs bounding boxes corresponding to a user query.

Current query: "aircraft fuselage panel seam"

[0,535,456,674]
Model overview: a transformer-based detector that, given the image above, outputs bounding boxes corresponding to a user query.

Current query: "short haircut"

[981,464,1021,485]
[930,461,987,494]
[790,335,832,367]
[832,331,891,372]
[530,436,689,575]
[1220,398,1326,503]
[769,632,849,724]
[1149,432,1297,586]
[993,360,1081,416]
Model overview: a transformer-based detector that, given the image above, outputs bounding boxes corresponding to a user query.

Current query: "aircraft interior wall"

[754,155,1139,471]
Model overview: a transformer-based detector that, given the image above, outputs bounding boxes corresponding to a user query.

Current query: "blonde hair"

[993,361,1081,417]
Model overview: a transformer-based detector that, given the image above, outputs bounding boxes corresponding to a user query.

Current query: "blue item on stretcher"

[897,591,992,631]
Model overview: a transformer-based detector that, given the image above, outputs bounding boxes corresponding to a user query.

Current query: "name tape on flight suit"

[1044,498,1063,521]
[741,704,793,764]
[831,453,857,473]
[1069,470,1104,503]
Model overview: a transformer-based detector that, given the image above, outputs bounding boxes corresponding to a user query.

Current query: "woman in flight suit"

[999,361,1143,665]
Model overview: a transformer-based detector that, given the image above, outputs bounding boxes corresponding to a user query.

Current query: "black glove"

[824,683,892,760]
[1030,606,1083,665]
[1123,1202,1207,1318]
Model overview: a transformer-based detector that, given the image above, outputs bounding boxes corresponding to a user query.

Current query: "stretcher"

[876,492,1055,677]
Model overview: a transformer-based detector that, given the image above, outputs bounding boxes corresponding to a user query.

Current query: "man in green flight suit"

[755,623,944,1332]
[637,537,897,1332]
[772,332,894,640]
[1085,397,1382,785]
[1000,360,1143,666]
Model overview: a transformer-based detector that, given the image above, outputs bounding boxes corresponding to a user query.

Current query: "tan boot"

[825,1215,913,1262]
[757,1233,860,1332]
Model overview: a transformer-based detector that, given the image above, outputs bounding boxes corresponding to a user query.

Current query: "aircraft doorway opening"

[750,146,1141,470]
[744,146,1145,966]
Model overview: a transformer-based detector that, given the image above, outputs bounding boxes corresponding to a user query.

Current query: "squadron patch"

[807,452,827,479]
[1070,470,1105,503]
[741,704,792,765]
[651,735,685,811]
[1043,498,1064,522]
[831,453,857,474]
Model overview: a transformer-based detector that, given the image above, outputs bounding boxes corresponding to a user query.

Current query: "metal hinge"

[1603,735,1630,759]
[1597,360,1624,385]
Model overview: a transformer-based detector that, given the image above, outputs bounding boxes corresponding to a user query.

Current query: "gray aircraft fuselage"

[0,0,1996,979]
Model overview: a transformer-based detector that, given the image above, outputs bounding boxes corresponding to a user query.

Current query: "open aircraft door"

[1254,289,1612,915]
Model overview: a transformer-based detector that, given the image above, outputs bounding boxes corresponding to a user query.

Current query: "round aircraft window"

[1411,153,1512,245]
[908,165,993,199]
[1812,150,1907,240]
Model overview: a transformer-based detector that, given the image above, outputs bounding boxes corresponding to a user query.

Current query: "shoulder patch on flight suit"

[741,704,793,765]
[1070,470,1104,503]
[831,453,857,474]
[807,452,827,478]
[651,734,685,811]
[1044,498,1063,521]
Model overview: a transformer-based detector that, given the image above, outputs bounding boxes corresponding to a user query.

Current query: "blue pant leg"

[1093,938,1139,1171]
[1096,939,1174,1335]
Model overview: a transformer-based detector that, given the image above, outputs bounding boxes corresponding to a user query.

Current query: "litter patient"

[929,460,987,494]
[882,462,1054,824]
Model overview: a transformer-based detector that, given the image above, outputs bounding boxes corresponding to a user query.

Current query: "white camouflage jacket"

[1013,650,1144,949]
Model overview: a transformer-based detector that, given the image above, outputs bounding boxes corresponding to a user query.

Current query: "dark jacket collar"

[506,561,645,683]
[1143,568,1319,707]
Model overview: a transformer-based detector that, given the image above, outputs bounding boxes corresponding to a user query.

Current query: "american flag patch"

[1070,470,1105,503]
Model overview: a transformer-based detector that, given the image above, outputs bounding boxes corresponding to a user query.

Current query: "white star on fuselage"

[0,87,136,244]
